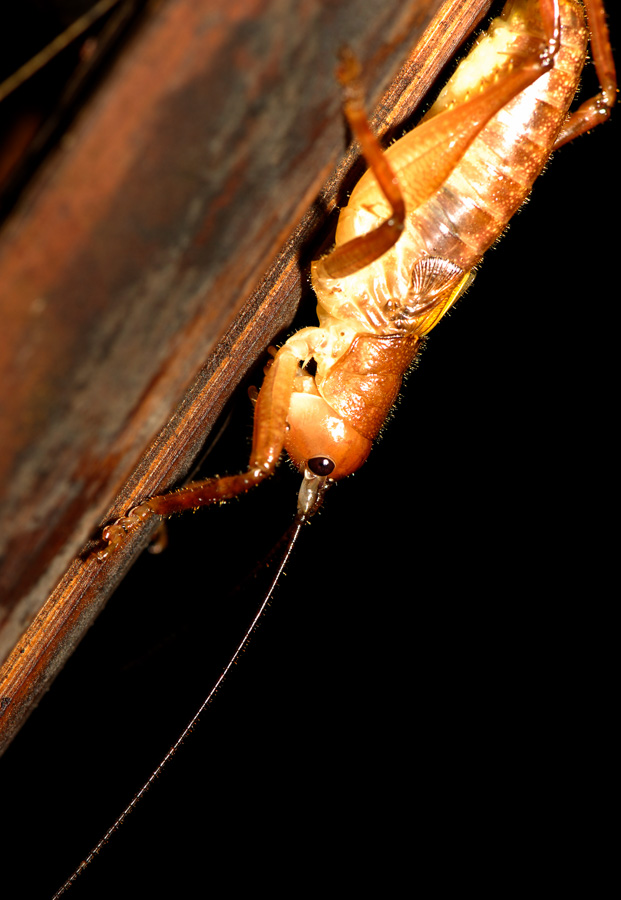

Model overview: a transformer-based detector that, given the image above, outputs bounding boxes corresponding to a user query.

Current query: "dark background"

[1,2,618,896]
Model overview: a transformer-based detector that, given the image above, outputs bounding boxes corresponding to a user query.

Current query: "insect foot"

[97,503,154,561]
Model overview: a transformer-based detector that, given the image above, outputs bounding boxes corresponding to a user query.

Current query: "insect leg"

[320,47,406,279]
[99,345,303,558]
[553,0,616,148]
[319,5,564,281]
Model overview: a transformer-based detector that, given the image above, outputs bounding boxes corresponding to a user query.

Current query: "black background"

[2,3,618,896]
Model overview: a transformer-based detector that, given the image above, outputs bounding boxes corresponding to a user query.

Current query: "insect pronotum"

[1,1,617,896]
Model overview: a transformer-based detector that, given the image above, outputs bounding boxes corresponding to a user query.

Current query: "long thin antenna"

[51,514,306,898]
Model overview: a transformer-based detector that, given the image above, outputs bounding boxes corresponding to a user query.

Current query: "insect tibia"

[319,46,406,280]
[97,469,276,560]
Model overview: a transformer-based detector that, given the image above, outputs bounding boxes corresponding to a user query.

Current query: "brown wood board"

[0,0,492,753]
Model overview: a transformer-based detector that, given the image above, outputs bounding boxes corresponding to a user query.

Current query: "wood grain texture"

[0,0,491,753]
[0,3,617,895]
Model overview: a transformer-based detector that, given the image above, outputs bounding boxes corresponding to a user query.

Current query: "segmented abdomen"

[414,0,588,270]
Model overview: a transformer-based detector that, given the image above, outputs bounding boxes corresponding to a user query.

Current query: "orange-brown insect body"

[287,0,588,474]
[99,0,614,556]
[32,3,614,894]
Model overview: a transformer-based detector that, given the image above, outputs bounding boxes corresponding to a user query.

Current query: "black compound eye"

[308,456,335,477]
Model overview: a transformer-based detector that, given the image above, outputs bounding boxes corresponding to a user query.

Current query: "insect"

[95,0,615,553]
[0,3,612,896]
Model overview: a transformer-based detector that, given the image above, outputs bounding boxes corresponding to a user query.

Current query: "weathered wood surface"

[0,2,617,894]
[0,0,492,752]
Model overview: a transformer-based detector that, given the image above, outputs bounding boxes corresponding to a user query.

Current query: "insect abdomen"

[411,0,588,270]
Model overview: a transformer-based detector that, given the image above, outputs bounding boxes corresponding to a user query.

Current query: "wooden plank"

[0,0,491,753]
[1,2,617,893]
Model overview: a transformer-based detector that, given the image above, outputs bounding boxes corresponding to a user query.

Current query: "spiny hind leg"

[553,0,616,148]
[319,48,406,279]
[319,6,564,281]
